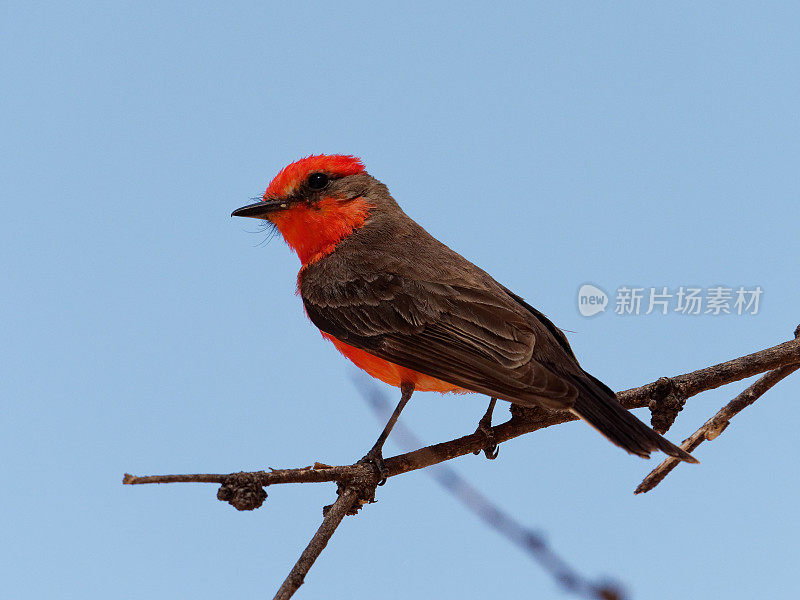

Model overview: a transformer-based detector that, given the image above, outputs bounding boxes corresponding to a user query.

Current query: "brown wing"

[301,273,577,409]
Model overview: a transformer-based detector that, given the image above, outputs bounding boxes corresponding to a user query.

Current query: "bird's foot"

[359,447,389,486]
[473,413,499,460]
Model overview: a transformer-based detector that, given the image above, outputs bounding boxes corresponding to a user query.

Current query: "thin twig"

[272,487,359,600]
[635,363,800,495]
[123,465,358,487]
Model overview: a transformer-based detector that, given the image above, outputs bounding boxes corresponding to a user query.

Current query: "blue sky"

[2,3,799,599]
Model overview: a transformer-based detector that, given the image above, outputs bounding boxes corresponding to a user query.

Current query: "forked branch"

[124,328,800,600]
[635,362,800,494]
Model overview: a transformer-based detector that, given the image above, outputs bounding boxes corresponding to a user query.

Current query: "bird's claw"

[359,448,389,486]
[483,440,499,460]
[473,418,499,460]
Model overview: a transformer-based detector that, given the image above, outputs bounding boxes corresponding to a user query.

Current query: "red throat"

[263,155,371,265]
[269,196,374,265]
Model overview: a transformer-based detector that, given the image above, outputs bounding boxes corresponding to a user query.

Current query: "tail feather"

[569,372,698,464]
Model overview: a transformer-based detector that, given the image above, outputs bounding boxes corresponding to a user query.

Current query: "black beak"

[231,199,289,219]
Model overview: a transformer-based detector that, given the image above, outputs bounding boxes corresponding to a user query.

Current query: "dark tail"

[569,372,698,463]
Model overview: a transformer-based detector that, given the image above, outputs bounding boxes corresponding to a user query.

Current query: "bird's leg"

[473,397,499,460]
[360,382,415,485]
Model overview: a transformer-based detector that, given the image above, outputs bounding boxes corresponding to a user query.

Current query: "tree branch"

[634,363,800,494]
[273,487,359,600]
[124,333,800,490]
[617,332,800,410]
[123,329,800,600]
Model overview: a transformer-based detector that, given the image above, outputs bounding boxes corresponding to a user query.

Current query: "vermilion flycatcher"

[232,155,696,473]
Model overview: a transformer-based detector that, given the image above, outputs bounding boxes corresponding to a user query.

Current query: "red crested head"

[232,154,374,266]
[264,154,365,199]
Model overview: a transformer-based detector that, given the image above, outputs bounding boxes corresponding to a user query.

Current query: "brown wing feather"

[302,274,577,409]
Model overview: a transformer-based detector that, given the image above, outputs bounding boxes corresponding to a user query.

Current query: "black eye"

[307,172,329,190]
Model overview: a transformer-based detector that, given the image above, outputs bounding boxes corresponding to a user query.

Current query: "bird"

[232,154,697,477]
